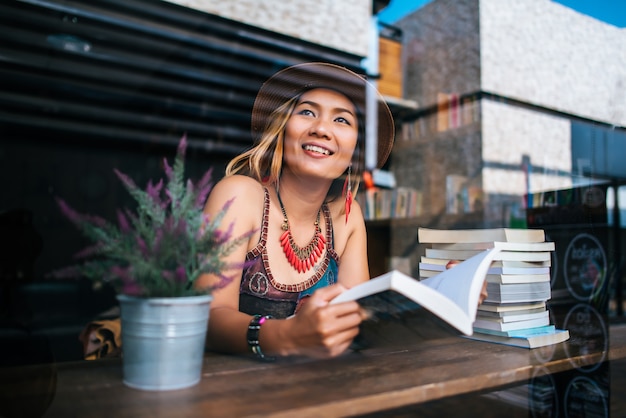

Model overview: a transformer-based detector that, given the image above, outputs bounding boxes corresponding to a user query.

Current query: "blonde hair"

[226,97,297,185]
[226,92,364,204]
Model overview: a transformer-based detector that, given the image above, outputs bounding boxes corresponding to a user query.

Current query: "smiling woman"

[197,62,395,360]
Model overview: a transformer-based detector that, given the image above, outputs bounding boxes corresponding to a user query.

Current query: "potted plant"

[52,135,250,391]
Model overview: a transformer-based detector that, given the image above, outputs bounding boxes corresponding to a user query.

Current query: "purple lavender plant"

[51,135,252,297]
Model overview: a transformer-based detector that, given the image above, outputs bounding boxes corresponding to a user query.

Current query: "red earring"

[343,165,352,224]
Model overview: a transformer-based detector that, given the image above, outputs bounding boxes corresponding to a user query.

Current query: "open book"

[331,248,501,336]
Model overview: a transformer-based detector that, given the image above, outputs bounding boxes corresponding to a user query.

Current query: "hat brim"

[251,62,395,169]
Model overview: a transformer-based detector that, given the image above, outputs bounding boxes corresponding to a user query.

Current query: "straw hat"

[250,62,395,169]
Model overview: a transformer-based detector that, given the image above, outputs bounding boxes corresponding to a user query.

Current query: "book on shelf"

[330,248,501,336]
[394,187,418,218]
[449,93,460,129]
[418,226,569,349]
[375,188,392,219]
[358,186,423,220]
[445,174,468,214]
[437,92,449,132]
[444,175,484,215]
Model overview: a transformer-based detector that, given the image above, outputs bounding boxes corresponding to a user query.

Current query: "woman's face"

[282,88,358,181]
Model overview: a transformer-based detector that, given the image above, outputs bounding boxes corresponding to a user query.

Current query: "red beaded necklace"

[276,189,326,273]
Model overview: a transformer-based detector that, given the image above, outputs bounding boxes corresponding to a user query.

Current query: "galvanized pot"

[117,294,212,391]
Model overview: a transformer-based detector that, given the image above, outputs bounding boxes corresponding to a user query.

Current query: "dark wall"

[1,138,225,279]
[0,0,364,281]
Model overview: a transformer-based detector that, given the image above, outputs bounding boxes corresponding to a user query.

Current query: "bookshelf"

[368,93,490,278]
[356,186,423,221]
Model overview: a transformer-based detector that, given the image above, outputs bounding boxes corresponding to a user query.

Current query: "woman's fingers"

[479,281,489,304]
[446,259,489,305]
[289,284,363,358]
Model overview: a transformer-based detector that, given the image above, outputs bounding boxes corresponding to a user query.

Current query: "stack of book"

[417,227,570,348]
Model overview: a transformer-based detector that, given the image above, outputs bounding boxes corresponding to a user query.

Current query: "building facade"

[166,0,373,57]
[394,0,625,227]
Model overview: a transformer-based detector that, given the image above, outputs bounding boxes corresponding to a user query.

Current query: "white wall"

[164,0,372,57]
[482,100,573,195]
[480,0,626,127]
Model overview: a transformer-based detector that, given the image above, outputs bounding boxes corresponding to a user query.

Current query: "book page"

[332,273,469,332]
[419,248,500,322]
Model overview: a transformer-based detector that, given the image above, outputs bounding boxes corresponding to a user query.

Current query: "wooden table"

[4,323,626,418]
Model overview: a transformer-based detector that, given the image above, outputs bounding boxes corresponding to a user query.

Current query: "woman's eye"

[335,117,351,125]
[298,109,315,116]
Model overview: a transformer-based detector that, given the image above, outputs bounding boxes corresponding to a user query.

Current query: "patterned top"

[239,188,339,318]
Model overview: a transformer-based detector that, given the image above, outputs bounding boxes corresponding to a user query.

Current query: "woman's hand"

[478,280,488,305]
[446,260,489,305]
[280,284,363,358]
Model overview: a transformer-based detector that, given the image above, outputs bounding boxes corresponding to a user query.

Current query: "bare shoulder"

[210,175,264,200]
[205,175,265,224]
[327,197,366,249]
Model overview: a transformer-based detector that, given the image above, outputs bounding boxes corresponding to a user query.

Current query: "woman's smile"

[302,143,333,156]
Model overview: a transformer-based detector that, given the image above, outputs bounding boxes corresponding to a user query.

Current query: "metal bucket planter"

[117,294,212,391]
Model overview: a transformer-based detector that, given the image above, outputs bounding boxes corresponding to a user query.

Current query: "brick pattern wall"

[395,0,485,223]
[397,0,481,109]
[164,0,372,57]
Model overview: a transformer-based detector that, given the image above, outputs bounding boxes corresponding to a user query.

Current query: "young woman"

[198,62,395,359]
